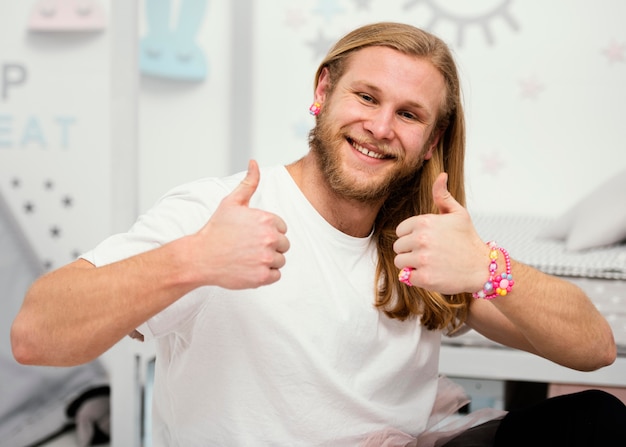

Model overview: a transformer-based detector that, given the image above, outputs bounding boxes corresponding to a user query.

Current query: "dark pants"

[441,389,626,447]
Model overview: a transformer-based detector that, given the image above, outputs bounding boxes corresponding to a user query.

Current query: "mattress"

[472,214,626,280]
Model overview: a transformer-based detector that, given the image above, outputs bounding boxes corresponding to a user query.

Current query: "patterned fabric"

[473,214,626,280]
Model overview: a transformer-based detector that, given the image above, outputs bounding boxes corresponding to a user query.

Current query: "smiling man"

[11,22,626,446]
[305,45,444,207]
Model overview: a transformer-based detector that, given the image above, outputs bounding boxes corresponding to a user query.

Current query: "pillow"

[540,168,626,251]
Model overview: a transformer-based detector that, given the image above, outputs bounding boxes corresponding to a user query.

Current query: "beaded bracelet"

[472,241,514,300]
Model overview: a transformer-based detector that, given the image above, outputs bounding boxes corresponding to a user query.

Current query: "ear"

[314,67,331,103]
[423,129,442,160]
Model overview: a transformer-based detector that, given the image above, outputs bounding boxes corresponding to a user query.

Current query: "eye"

[358,93,375,103]
[398,110,418,121]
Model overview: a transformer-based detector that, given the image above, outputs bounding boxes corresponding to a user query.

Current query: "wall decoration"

[403,0,518,47]
[139,0,209,81]
[519,76,544,99]
[284,8,308,29]
[312,0,344,22]
[28,0,107,32]
[6,176,80,269]
[603,39,626,64]
[2,2,113,271]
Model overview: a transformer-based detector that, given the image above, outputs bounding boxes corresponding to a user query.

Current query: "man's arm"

[466,261,616,372]
[11,161,289,367]
[12,247,198,366]
[394,172,616,372]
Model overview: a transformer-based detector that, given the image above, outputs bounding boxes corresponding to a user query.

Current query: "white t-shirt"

[82,166,443,446]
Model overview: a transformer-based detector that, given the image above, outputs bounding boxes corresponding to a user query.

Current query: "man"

[11,22,625,446]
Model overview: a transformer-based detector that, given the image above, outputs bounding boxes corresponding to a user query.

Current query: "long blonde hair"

[313,22,471,331]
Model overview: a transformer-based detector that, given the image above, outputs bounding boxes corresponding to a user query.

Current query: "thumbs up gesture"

[393,172,487,295]
[192,160,290,289]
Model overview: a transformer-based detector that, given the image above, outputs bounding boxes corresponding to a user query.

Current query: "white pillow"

[540,168,626,251]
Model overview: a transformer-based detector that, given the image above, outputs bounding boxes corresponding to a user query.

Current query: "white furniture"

[440,344,626,387]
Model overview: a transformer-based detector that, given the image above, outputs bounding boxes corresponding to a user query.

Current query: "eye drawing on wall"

[403,0,518,47]
[28,0,107,31]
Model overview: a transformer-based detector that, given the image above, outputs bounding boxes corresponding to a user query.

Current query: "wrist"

[472,241,514,300]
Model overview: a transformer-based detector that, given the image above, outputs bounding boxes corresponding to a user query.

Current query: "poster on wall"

[0,0,113,271]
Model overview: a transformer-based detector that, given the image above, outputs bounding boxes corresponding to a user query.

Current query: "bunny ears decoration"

[140,0,209,82]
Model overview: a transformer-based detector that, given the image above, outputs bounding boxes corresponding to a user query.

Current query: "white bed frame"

[440,344,626,387]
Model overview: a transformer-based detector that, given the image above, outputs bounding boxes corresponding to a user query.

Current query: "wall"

[141,0,626,217]
[3,0,625,275]
[0,1,115,271]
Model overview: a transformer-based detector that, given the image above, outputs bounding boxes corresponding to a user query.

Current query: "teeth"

[352,141,385,159]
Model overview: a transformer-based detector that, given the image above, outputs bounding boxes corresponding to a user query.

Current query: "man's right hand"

[191,160,290,289]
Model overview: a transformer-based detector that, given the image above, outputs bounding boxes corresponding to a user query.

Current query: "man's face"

[310,46,446,203]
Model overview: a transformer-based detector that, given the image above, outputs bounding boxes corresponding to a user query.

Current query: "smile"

[348,138,389,160]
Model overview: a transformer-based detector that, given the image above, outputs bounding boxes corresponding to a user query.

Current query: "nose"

[363,107,396,141]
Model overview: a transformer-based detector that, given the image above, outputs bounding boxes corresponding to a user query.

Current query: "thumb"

[227,160,260,206]
[432,172,462,215]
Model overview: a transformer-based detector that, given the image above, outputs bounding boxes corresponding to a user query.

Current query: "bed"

[441,214,626,393]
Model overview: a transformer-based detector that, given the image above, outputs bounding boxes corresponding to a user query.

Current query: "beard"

[308,110,428,204]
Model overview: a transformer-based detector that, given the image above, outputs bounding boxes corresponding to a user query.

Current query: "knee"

[575,389,626,420]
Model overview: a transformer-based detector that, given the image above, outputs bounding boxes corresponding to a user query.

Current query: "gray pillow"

[540,169,626,251]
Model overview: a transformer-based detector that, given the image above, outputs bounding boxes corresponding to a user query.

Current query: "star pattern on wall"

[352,0,374,11]
[284,8,307,29]
[292,119,313,140]
[479,150,506,175]
[312,0,344,22]
[5,176,80,270]
[50,225,61,238]
[602,39,626,64]
[519,76,544,99]
[306,29,338,60]
[62,195,74,208]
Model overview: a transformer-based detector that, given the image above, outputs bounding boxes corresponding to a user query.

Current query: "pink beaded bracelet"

[472,241,514,300]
